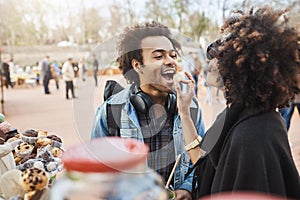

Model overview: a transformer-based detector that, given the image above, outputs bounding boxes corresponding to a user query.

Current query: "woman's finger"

[184,72,195,83]
[179,79,193,84]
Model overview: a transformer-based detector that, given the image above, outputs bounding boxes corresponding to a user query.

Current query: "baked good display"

[16,145,62,175]
[20,168,48,192]
[12,130,64,175]
[21,129,38,144]
[35,137,52,147]
[0,124,63,199]
[37,130,48,138]
[14,156,22,166]
[33,161,44,169]
[46,162,57,172]
[22,129,38,137]
[20,168,49,200]
[6,135,22,150]
[20,154,36,164]
[46,135,62,148]
[36,145,54,164]
[14,142,34,158]
[51,147,63,158]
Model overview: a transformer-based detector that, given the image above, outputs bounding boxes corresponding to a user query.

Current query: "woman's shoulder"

[230,111,286,143]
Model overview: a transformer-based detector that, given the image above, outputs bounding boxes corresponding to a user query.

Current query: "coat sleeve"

[90,102,110,139]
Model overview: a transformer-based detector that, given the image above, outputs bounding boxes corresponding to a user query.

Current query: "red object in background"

[62,137,149,173]
[199,191,286,200]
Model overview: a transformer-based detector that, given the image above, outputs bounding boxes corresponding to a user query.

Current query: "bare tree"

[173,0,189,33]
[187,11,211,43]
[0,0,24,57]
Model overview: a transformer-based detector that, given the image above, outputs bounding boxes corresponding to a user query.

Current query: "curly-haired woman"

[176,7,300,199]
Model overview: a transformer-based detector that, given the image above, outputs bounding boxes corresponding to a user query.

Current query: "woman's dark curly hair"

[117,21,181,86]
[207,7,300,111]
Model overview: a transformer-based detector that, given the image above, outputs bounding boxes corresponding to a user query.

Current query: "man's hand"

[175,189,192,200]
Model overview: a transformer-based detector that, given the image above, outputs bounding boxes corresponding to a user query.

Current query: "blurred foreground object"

[51,137,168,200]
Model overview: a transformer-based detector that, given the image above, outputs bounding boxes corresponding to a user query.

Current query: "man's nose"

[164,55,177,68]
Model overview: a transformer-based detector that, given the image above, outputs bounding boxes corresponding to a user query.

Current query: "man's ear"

[132,59,142,72]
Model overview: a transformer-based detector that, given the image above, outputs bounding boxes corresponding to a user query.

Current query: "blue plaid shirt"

[138,108,175,186]
[91,86,206,192]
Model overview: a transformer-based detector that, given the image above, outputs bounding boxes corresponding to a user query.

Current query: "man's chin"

[153,83,174,93]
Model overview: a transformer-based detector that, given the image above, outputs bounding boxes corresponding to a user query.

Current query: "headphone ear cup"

[130,92,153,114]
[166,93,177,114]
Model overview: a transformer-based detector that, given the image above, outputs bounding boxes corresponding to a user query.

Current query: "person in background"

[202,65,212,104]
[175,7,300,199]
[91,21,205,200]
[93,55,99,87]
[40,55,51,94]
[279,72,300,131]
[78,58,86,82]
[8,59,16,74]
[32,62,40,85]
[51,61,61,90]
[62,58,76,100]
[1,58,13,89]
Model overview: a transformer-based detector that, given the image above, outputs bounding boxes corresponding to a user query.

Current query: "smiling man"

[90,21,205,200]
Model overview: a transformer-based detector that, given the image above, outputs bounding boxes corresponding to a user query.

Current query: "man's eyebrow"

[151,49,176,54]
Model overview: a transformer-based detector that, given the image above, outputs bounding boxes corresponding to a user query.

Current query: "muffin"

[35,137,52,147]
[20,168,48,192]
[37,130,48,138]
[46,135,62,148]
[21,129,38,144]
[22,129,38,137]
[36,145,53,163]
[7,136,22,150]
[17,159,35,171]
[51,147,63,158]
[14,142,34,158]
[20,154,37,164]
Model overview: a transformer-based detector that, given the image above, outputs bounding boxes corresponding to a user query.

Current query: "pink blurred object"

[0,122,12,134]
[199,191,286,200]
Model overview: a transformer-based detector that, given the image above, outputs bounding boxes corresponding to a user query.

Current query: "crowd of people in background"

[0,55,94,100]
[1,51,222,103]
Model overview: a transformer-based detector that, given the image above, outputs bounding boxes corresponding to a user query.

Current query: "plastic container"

[50,137,168,200]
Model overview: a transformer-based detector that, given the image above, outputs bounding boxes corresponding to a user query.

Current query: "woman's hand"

[175,72,202,164]
[175,72,196,117]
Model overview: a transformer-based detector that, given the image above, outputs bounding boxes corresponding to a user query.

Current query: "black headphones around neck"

[130,86,177,116]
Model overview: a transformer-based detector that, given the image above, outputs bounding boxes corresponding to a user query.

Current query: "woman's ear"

[131,59,142,73]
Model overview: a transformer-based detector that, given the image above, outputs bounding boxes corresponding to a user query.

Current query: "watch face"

[184,136,201,151]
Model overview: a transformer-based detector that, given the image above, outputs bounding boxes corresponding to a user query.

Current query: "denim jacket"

[91,86,205,192]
